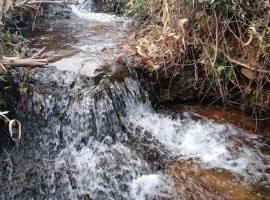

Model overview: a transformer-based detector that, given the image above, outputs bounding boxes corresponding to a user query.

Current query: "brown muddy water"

[0,5,270,200]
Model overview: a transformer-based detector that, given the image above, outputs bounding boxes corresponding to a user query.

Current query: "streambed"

[0,5,270,200]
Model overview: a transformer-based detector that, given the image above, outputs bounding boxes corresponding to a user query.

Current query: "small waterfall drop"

[77,0,93,11]
[0,2,270,200]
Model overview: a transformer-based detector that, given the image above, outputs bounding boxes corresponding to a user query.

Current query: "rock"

[42,4,73,20]
[135,66,213,105]
[167,162,262,200]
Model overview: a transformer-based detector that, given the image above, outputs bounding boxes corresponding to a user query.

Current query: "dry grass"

[0,0,13,25]
[124,0,270,119]
[125,0,189,71]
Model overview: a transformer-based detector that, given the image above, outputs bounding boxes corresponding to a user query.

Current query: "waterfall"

[78,0,93,11]
[70,0,127,23]
[0,4,270,200]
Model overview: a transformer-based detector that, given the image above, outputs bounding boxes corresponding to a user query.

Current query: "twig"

[31,47,46,58]
[0,62,7,71]
[223,53,270,74]
[32,0,42,31]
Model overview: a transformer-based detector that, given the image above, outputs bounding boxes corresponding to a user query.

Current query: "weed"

[0,31,30,57]
[122,0,270,119]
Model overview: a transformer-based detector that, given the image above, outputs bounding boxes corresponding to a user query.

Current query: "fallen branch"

[28,0,78,5]
[1,56,48,67]
[14,0,79,7]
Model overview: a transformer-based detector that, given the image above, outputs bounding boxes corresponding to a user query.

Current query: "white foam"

[130,174,172,200]
[54,140,151,199]
[71,5,127,23]
[128,109,270,179]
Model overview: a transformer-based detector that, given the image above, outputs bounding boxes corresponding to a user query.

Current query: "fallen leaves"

[133,22,187,71]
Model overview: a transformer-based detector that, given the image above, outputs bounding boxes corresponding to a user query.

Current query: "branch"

[223,53,270,74]
[31,47,46,58]
[207,44,270,75]
[14,0,79,7]
[1,57,48,67]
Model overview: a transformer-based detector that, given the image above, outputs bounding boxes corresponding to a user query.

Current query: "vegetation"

[0,1,24,139]
[93,0,128,14]
[119,0,270,119]
[1,0,77,141]
[1,0,270,132]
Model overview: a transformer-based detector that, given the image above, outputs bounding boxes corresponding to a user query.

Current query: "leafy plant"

[0,31,30,57]
[128,0,148,15]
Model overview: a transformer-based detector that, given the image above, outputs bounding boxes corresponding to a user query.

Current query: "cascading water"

[77,0,93,11]
[0,3,270,200]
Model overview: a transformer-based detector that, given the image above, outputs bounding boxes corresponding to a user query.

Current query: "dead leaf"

[177,19,188,28]
[241,67,257,80]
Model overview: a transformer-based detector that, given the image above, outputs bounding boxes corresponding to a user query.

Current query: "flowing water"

[0,4,270,200]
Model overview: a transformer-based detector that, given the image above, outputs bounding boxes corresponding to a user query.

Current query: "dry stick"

[206,41,270,75]
[213,11,226,103]
[199,11,226,105]
[31,47,46,58]
[14,4,39,10]
[0,62,7,71]
[223,53,270,74]
[199,37,223,104]
[15,0,78,6]
[32,0,42,31]
[223,36,245,97]
[213,11,219,66]
[1,57,48,67]
[14,0,78,10]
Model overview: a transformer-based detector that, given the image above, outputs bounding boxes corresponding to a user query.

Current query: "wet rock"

[5,4,73,31]
[42,4,73,20]
[126,129,167,171]
[135,66,213,106]
[166,161,264,200]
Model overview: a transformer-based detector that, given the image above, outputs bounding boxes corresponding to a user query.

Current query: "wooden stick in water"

[1,57,48,67]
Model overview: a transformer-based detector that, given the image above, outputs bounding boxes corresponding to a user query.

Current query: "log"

[1,57,48,67]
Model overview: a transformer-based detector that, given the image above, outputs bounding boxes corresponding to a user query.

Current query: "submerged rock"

[167,161,264,200]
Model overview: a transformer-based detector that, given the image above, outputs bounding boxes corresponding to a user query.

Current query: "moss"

[108,66,132,83]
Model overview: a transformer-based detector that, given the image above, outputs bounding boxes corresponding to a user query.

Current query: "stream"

[0,3,270,200]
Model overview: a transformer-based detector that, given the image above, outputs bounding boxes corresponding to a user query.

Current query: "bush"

[93,0,129,14]
[125,0,270,118]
